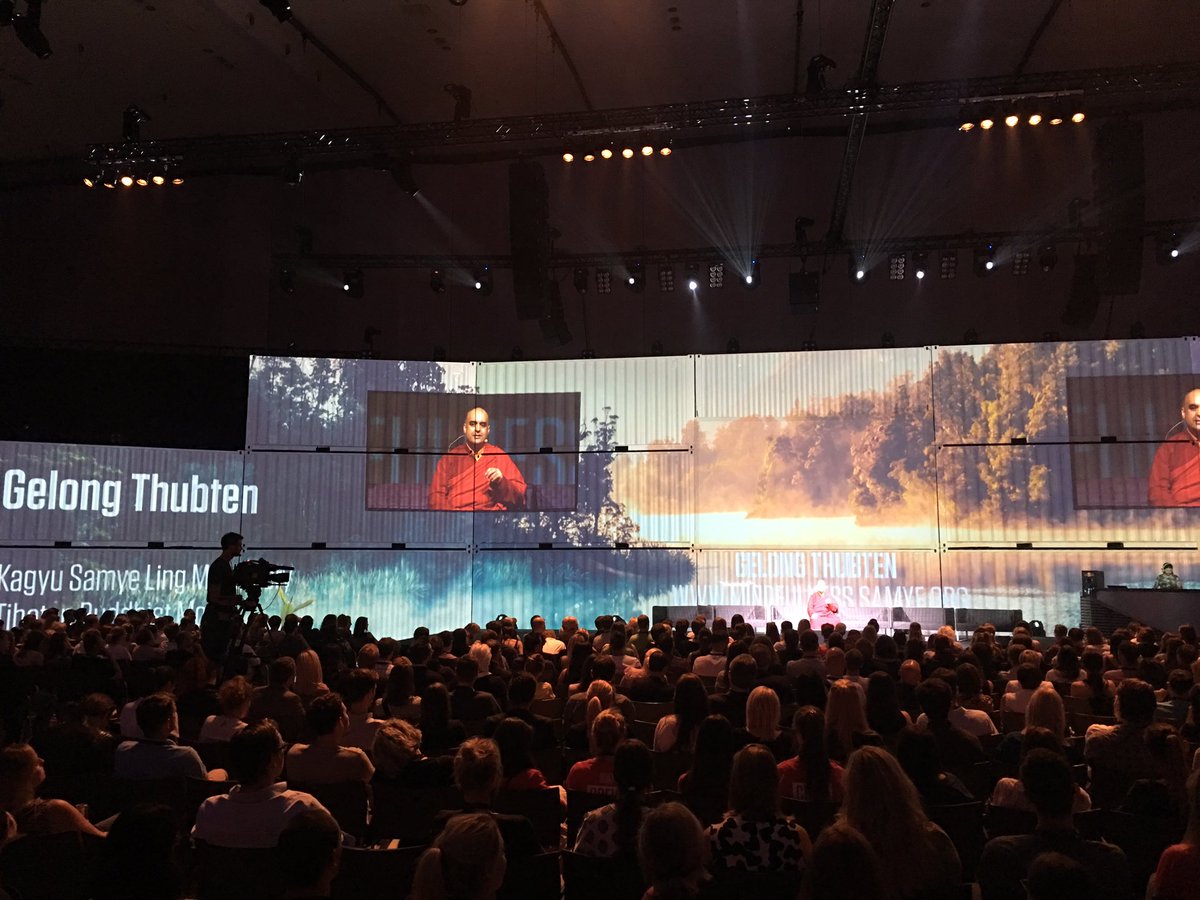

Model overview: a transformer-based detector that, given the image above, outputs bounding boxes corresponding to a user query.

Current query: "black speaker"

[788,271,820,312]
[509,161,550,321]
[1092,119,1145,296]
[538,279,572,345]
[1062,253,1099,328]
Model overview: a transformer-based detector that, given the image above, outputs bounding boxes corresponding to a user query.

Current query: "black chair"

[331,844,426,900]
[288,780,372,844]
[779,797,841,838]
[1100,810,1184,890]
[193,839,283,900]
[95,776,190,826]
[369,783,463,845]
[563,850,644,900]
[494,787,564,849]
[651,750,690,792]
[0,830,104,900]
[700,868,803,900]
[499,850,561,900]
[926,802,986,882]
[982,803,1036,839]
[631,701,673,723]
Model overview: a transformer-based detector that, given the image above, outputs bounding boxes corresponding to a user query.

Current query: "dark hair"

[420,683,453,734]
[1020,749,1076,817]
[801,823,887,900]
[613,739,654,856]
[341,668,378,705]
[1080,649,1110,714]
[1025,852,1092,900]
[895,728,942,793]
[1016,663,1043,691]
[228,720,284,784]
[1115,678,1156,726]
[268,656,296,686]
[864,672,905,735]
[492,717,535,779]
[800,630,819,652]
[277,808,342,890]
[507,672,536,707]
[305,693,346,737]
[99,804,183,900]
[220,532,243,549]
[684,715,736,794]
[728,654,757,691]
[672,674,709,750]
[793,706,832,801]
[915,677,953,724]
[135,693,175,736]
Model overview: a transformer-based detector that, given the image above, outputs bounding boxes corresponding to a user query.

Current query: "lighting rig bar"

[63,61,1200,176]
[271,217,1200,272]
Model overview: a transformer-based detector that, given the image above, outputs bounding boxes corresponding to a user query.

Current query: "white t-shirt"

[199,715,247,743]
[193,783,330,848]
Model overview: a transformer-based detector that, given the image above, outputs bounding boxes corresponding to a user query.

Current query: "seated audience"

[574,739,653,857]
[800,822,887,900]
[371,717,453,788]
[977,749,1131,900]
[896,727,974,805]
[452,655,503,722]
[193,721,329,848]
[285,693,374,784]
[914,676,987,779]
[94,803,183,900]
[708,743,811,872]
[248,656,308,744]
[114,693,221,781]
[994,683,1070,765]
[34,691,117,779]
[1084,678,1165,808]
[492,717,550,791]
[623,648,675,702]
[276,808,343,899]
[653,673,708,753]
[740,685,795,761]
[777,706,844,802]
[438,738,539,859]
[1149,769,1200,900]
[199,674,253,743]
[1156,668,1193,726]
[639,802,711,900]
[1002,663,1049,715]
[293,648,330,707]
[413,813,506,900]
[484,673,556,750]
[824,678,870,764]
[339,667,383,753]
[679,714,736,825]
[420,682,468,756]
[838,746,961,900]
[1071,649,1115,714]
[0,744,103,837]
[989,727,1091,814]
[565,707,626,796]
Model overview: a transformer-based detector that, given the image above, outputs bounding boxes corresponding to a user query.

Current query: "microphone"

[447,434,466,452]
[1164,420,1185,439]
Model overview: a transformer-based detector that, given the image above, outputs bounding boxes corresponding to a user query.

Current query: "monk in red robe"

[428,407,527,511]
[1148,388,1200,507]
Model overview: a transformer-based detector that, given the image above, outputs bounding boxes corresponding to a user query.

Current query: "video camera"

[233,558,293,594]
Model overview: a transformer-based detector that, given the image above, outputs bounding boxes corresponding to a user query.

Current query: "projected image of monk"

[428,407,527,511]
[1148,387,1200,507]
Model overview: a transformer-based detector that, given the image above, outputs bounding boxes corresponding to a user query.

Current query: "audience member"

[248,656,308,743]
[412,813,506,900]
[574,739,653,857]
[1084,678,1165,808]
[285,693,374,784]
[0,744,103,837]
[653,673,708,753]
[777,706,843,802]
[639,802,711,900]
[565,708,626,795]
[740,685,795,760]
[198,674,253,742]
[1149,769,1200,900]
[679,715,736,825]
[371,717,453,788]
[799,822,887,900]
[896,727,975,805]
[824,678,870,764]
[114,693,218,780]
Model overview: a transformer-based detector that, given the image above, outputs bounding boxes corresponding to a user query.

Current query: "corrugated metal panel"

[471,547,696,626]
[933,338,1196,445]
[475,356,695,449]
[939,548,1200,629]
[696,347,932,419]
[0,442,247,545]
[246,452,471,548]
[691,548,944,623]
[692,414,938,550]
[246,356,477,449]
[474,449,693,547]
[937,444,1197,545]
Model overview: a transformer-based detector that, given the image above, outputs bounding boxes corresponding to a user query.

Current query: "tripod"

[221,586,266,679]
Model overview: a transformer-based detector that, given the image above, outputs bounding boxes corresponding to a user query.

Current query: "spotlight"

[658,265,675,292]
[473,265,493,296]
[600,148,614,160]
[135,172,149,187]
[151,173,165,186]
[626,262,645,293]
[1049,112,1064,126]
[119,174,134,188]
[595,268,612,294]
[708,262,724,289]
[979,117,995,130]
[170,177,184,185]
[387,161,419,196]
[258,0,292,23]
[342,268,364,298]
[573,267,589,294]
[912,251,928,280]
[100,170,116,189]
[744,259,760,289]
[1012,249,1031,277]
[939,250,958,279]
[82,172,97,189]
[1027,113,1043,126]
[685,263,700,292]
[583,153,596,163]
[562,152,575,163]
[1071,111,1086,123]
[889,253,906,280]
[13,0,51,59]
[659,146,672,156]
[959,121,975,133]
[973,242,996,276]
[848,251,869,283]
[622,148,634,159]
[1038,244,1058,272]
[430,268,446,293]
[1156,232,1181,264]
[641,146,654,157]
[1005,113,1020,128]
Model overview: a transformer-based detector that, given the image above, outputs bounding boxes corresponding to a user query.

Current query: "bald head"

[1181,389,1200,439]
[464,407,491,452]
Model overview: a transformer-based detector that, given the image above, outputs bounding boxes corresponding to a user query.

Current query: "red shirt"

[776,757,845,802]
[502,768,549,791]
[564,756,617,796]
[1148,431,1200,506]
[428,444,527,511]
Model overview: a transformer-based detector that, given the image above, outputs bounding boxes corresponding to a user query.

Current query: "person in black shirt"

[201,532,243,663]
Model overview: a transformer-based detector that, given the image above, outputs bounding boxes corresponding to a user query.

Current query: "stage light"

[600,148,613,160]
[1005,113,1020,128]
[562,152,574,163]
[744,259,760,289]
[430,268,446,293]
[912,251,928,280]
[1012,249,1031,276]
[973,242,996,276]
[101,171,116,189]
[626,262,645,293]
[171,177,184,185]
[1038,244,1058,272]
[708,263,724,289]
[342,268,364,298]
[1156,232,1181,264]
[889,253,906,280]
[1027,113,1043,126]
[979,117,995,130]
[573,267,589,294]
[685,263,700,292]
[119,174,134,187]
[1071,111,1086,123]
[473,265,493,295]
[151,174,165,186]
[1049,113,1064,125]
[135,171,149,186]
[939,250,958,279]
[622,148,634,159]
[259,0,292,22]
[595,268,612,294]
[641,146,654,157]
[82,173,96,189]
[583,153,595,163]
[959,121,974,133]
[848,251,869,283]
[659,146,672,156]
[658,265,675,292]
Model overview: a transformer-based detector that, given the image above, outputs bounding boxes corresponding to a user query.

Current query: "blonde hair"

[589,708,626,757]
[584,680,616,731]
[840,747,952,897]
[825,679,868,761]
[294,649,325,696]
[372,718,423,778]
[824,647,846,678]
[467,643,493,679]
[1024,684,1066,741]
[217,675,254,716]
[412,812,505,900]
[745,686,781,743]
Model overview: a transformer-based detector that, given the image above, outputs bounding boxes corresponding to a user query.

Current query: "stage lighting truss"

[83,146,183,189]
[708,262,724,289]
[1012,249,1031,276]
[939,250,958,280]
[595,268,612,294]
[658,265,675,292]
[889,253,906,280]
[957,97,1085,133]
[562,136,674,164]
[473,265,494,295]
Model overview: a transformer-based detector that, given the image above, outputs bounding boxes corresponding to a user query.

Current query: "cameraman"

[201,532,244,663]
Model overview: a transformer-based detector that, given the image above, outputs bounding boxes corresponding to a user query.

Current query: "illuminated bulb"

[119,175,134,187]
[687,278,699,291]
[980,118,994,130]
[959,122,974,132]
[985,260,995,271]
[1005,114,1019,127]
[152,175,165,185]
[82,176,95,188]
[135,176,149,186]
[1049,115,1064,125]
[171,177,184,185]
[1027,114,1042,126]
[744,275,753,285]
[1071,112,1086,123]
[1171,248,1180,259]
[563,152,574,163]
[622,148,634,159]
[583,154,595,163]
[641,146,653,156]
[916,269,926,280]
[600,148,613,159]
[659,147,672,156]
[855,269,865,281]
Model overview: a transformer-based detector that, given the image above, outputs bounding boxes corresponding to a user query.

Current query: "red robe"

[428,444,527,511]
[1147,431,1200,507]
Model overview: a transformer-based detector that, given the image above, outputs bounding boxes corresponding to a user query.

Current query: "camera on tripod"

[233,557,293,603]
